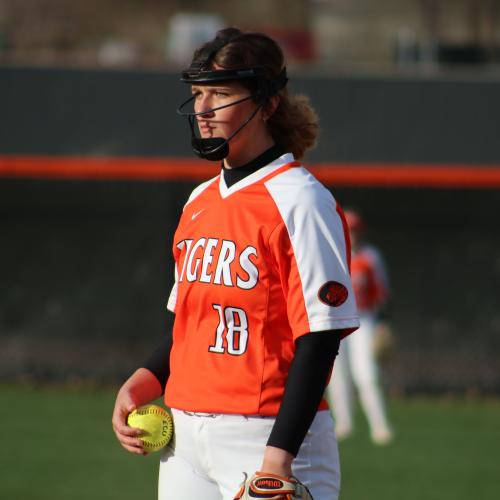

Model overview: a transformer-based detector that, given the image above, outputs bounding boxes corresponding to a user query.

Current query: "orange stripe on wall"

[311,163,500,188]
[1,155,500,188]
[0,155,217,181]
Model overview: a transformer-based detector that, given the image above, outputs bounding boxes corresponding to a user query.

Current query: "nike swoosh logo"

[191,209,204,220]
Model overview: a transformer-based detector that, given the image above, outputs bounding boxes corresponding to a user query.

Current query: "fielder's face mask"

[177,37,288,161]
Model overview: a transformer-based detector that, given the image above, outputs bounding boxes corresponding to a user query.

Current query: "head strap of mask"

[177,34,288,161]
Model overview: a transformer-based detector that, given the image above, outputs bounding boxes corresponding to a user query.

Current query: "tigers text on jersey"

[351,245,389,312]
[165,153,359,416]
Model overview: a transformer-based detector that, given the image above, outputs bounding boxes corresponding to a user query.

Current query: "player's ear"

[262,95,280,122]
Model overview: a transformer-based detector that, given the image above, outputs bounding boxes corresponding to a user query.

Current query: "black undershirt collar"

[221,144,285,188]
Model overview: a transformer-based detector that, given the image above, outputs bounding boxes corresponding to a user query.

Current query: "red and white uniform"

[326,242,393,444]
[165,153,359,416]
[350,245,389,314]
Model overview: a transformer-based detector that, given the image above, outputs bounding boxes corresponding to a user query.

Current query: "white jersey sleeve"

[265,166,359,335]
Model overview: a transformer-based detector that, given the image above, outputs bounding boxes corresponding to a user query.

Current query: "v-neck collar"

[221,144,284,188]
[218,152,296,198]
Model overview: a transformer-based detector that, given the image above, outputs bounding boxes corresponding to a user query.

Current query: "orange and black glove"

[233,472,313,499]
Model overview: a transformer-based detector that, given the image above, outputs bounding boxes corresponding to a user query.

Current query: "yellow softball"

[127,404,173,452]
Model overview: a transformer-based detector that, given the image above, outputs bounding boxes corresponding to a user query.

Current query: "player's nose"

[195,95,215,118]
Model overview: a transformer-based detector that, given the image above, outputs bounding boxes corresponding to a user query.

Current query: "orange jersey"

[350,245,389,312]
[165,154,359,416]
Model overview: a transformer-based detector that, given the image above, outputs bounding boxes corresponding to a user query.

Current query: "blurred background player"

[325,208,394,445]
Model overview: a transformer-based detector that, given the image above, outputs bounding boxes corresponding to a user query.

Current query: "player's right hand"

[111,368,164,455]
[111,387,148,455]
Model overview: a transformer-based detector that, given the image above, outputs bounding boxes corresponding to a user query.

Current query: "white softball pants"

[158,409,340,500]
[325,313,391,439]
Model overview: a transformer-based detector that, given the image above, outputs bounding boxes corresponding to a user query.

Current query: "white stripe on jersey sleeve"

[166,262,179,313]
[184,175,219,209]
[265,167,360,332]
[167,175,219,313]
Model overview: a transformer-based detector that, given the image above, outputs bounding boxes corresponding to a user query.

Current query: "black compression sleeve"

[142,329,173,393]
[266,330,342,456]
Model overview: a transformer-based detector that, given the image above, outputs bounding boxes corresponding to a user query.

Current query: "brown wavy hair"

[191,27,319,159]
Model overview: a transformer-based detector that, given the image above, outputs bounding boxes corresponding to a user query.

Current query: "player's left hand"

[233,472,313,499]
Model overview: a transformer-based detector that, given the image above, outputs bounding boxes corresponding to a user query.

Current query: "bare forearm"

[118,367,163,407]
[112,368,163,455]
[261,446,294,476]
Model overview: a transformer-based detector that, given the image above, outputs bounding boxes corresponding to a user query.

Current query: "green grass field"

[0,384,498,500]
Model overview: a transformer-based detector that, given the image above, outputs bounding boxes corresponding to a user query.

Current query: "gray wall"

[2,66,500,163]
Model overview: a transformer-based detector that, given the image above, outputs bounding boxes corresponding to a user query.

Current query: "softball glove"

[233,472,313,499]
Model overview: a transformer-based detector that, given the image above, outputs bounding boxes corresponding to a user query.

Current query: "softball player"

[112,28,359,499]
[325,209,394,445]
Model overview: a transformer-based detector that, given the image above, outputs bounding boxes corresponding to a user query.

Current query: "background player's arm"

[370,247,391,313]
[369,248,395,360]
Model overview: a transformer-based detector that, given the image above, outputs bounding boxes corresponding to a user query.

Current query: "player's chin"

[198,128,215,138]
